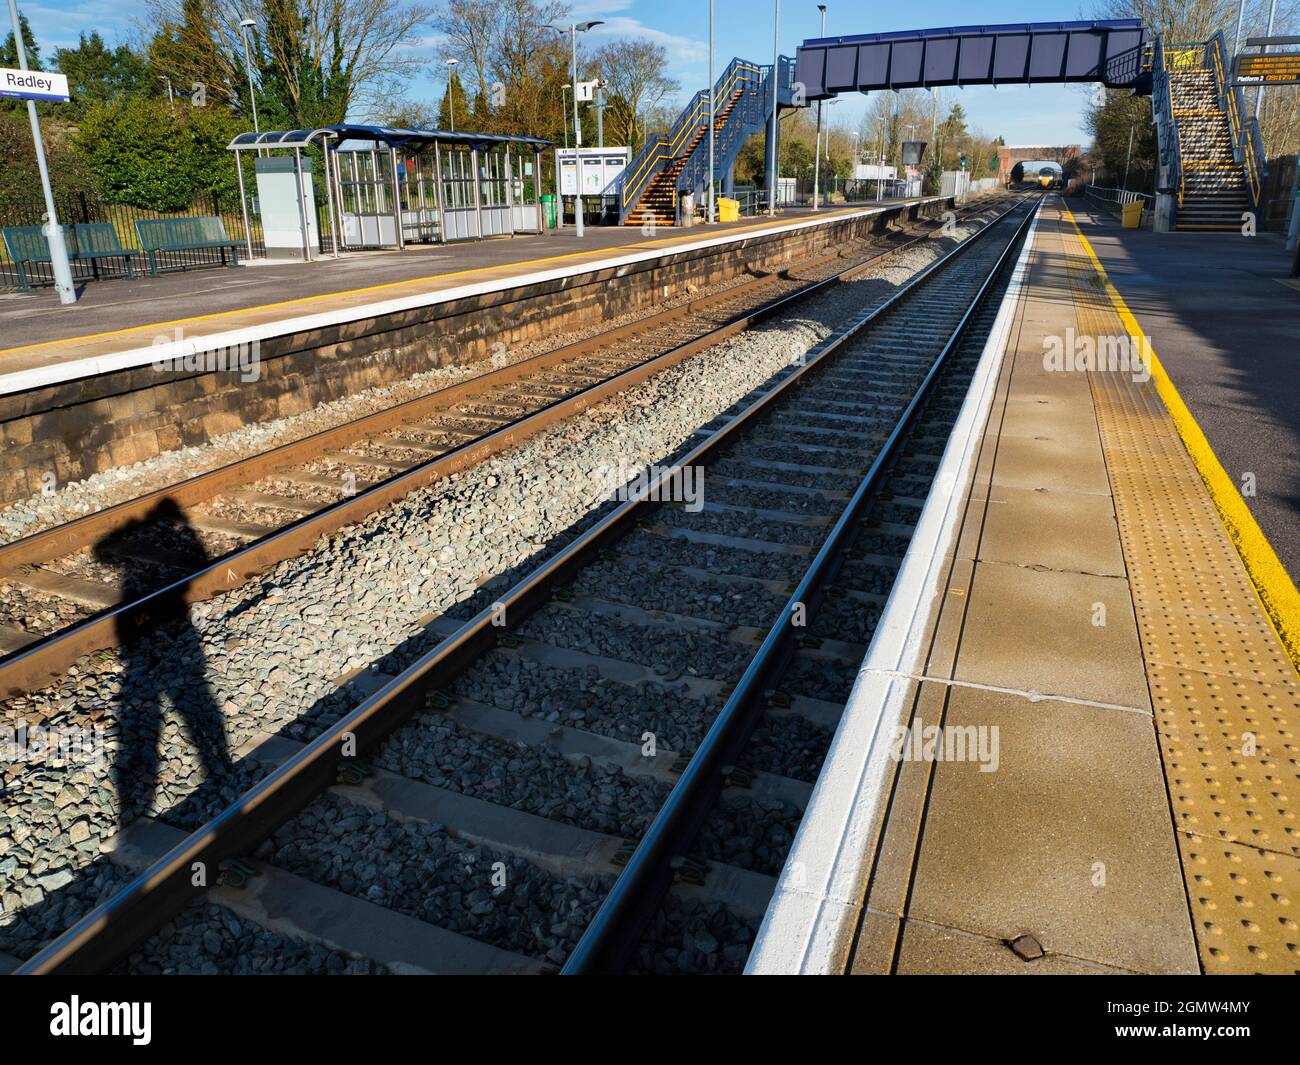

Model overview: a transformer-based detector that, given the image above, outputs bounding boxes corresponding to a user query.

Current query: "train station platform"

[749,195,1299,976]
[0,201,927,387]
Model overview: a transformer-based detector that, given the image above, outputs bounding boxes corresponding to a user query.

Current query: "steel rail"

[564,200,1040,974]
[0,200,982,700]
[15,198,1030,975]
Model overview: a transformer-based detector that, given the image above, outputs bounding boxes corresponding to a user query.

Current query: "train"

[1037,171,1064,190]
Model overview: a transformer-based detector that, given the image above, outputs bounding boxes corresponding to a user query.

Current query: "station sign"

[1234,50,1300,86]
[0,67,71,102]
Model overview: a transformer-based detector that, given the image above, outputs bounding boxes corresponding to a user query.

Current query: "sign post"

[2,0,76,304]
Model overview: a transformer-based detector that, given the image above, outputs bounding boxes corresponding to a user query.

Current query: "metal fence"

[0,190,267,292]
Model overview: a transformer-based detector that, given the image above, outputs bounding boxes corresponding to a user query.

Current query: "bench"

[72,223,139,280]
[134,216,242,276]
[1,223,139,291]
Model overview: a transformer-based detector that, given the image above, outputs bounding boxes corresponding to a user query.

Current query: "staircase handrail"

[1152,35,1186,209]
[1205,30,1264,211]
[675,60,769,196]
[617,58,765,220]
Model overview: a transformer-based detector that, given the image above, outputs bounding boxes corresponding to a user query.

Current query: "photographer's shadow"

[93,499,231,826]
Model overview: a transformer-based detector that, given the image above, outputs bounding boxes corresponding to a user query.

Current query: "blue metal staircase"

[618,57,795,225]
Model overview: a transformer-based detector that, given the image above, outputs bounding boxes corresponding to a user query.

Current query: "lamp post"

[7,0,74,304]
[766,0,781,215]
[549,21,604,238]
[239,18,259,135]
[446,58,459,131]
[158,75,174,108]
[812,4,826,210]
[1255,0,1278,120]
[707,0,715,223]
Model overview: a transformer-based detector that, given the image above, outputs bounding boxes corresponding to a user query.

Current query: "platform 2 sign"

[1234,51,1300,86]
[0,67,71,102]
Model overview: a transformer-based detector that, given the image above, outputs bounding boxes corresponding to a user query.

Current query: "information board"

[1234,51,1300,86]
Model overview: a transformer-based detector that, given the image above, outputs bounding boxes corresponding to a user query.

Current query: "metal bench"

[1,223,139,291]
[134,216,242,275]
[71,222,139,280]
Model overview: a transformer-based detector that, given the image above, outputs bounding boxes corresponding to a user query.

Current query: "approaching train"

[1038,170,1064,190]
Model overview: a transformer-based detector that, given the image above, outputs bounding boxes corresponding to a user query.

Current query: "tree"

[1,10,40,69]
[438,72,469,130]
[146,0,434,128]
[53,33,151,116]
[1086,91,1156,189]
[76,96,242,210]
[590,39,678,149]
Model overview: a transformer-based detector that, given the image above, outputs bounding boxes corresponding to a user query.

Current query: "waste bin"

[541,194,558,229]
[717,197,740,223]
[1122,201,1143,229]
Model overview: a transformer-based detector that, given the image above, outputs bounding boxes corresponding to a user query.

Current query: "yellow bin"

[717,197,740,223]
[1122,201,1143,228]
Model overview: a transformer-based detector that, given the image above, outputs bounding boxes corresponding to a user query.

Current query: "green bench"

[134,216,242,275]
[1,223,139,291]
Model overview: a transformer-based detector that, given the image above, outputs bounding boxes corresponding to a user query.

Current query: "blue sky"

[15,0,1101,145]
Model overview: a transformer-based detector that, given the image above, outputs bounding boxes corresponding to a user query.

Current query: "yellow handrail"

[1208,40,1261,207]
[621,62,764,208]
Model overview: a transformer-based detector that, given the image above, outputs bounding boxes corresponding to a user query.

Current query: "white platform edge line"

[744,203,1041,975]
[0,199,945,398]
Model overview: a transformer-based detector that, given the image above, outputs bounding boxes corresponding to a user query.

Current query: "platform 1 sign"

[0,67,71,102]
[1234,51,1300,86]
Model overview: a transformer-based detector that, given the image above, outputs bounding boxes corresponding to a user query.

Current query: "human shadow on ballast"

[92,498,232,826]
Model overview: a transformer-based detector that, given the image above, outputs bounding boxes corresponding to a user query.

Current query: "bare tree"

[147,0,434,125]
[591,39,679,149]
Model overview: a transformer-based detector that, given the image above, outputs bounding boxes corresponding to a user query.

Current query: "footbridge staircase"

[1152,32,1266,230]
[617,56,795,226]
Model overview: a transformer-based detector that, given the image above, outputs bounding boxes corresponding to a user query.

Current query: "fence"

[1085,185,1154,227]
[1261,153,1297,232]
[0,190,268,292]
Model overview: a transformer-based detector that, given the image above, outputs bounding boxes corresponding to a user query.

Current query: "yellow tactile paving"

[1060,203,1300,974]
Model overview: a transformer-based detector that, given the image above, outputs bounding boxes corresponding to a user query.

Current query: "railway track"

[0,198,1002,700]
[15,195,1039,975]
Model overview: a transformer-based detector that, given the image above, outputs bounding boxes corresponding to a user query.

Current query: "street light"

[707,0,716,223]
[239,17,259,136]
[548,20,604,238]
[6,0,74,303]
[812,4,826,211]
[767,0,781,215]
[446,58,459,131]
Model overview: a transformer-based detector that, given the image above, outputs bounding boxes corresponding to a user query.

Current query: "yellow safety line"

[1063,202,1300,669]
[0,211,847,359]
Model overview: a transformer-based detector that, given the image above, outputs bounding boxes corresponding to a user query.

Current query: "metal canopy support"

[389,147,405,250]
[292,146,311,261]
[434,140,448,244]
[505,146,515,236]
[234,150,254,260]
[535,148,545,234]
[472,147,485,239]
[323,142,341,259]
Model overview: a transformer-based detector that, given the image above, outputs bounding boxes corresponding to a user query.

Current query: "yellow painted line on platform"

[1063,202,1300,669]
[0,212,857,360]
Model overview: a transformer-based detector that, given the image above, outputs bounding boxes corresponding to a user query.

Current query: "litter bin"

[1122,201,1143,229]
[541,194,558,229]
[717,197,740,223]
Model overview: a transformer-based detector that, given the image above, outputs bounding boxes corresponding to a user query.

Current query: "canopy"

[228,123,553,153]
